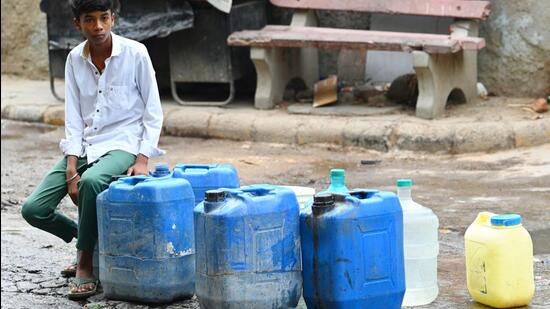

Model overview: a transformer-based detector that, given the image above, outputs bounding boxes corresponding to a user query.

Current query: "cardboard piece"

[206,0,232,13]
[313,75,338,107]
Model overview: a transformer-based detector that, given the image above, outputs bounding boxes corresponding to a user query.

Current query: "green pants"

[21,150,136,251]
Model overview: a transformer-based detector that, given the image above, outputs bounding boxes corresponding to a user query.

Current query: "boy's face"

[74,10,115,46]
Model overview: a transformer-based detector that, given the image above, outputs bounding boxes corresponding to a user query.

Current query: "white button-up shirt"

[60,32,165,164]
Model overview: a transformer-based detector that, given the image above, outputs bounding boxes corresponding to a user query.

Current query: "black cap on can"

[205,190,226,202]
[312,193,335,216]
[313,193,335,206]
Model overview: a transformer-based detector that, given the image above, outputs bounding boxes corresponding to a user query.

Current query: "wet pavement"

[1,119,549,308]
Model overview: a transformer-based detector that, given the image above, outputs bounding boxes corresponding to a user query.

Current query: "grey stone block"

[296,118,346,145]
[43,105,65,126]
[253,115,301,144]
[342,119,391,152]
[208,112,256,141]
[163,109,211,138]
[396,122,454,153]
[452,122,515,153]
[1,104,46,122]
[513,119,550,148]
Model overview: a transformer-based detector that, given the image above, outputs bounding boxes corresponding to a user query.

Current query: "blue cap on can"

[490,214,522,226]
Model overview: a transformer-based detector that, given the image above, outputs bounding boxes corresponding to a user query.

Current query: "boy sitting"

[21,0,164,300]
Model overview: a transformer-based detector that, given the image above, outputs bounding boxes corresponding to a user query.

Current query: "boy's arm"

[61,55,84,205]
[135,46,165,160]
[60,55,85,159]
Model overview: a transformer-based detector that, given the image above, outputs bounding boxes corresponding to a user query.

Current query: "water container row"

[96,165,534,308]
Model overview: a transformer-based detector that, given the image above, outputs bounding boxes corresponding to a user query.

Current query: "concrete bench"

[227,0,491,119]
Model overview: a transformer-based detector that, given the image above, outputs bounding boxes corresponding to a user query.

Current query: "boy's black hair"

[70,0,120,19]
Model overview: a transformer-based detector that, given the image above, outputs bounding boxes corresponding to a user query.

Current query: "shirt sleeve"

[135,45,165,158]
[59,54,85,157]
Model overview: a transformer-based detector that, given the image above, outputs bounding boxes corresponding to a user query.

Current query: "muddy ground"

[1,119,549,308]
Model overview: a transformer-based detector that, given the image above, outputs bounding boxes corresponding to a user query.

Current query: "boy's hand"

[66,155,79,206]
[67,176,80,206]
[127,154,149,176]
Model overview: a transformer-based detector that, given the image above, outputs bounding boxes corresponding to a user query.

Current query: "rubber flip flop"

[68,277,99,300]
[60,263,77,278]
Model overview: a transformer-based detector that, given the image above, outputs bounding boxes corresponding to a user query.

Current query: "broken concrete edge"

[2,103,549,154]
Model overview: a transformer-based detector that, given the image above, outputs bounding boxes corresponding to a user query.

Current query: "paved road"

[1,120,549,308]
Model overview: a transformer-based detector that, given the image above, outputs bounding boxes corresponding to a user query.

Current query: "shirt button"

[99,90,102,94]
[96,109,99,112]
[95,72,98,75]
[94,127,97,130]
[89,143,92,146]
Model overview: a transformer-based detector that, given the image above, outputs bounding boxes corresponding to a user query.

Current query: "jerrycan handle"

[349,189,378,200]
[240,186,272,197]
[474,212,495,225]
[176,164,213,171]
[120,175,149,186]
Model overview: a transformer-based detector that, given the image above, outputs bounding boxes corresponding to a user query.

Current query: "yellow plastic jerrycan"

[464,212,534,308]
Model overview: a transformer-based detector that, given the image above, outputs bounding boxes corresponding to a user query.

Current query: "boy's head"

[70,0,119,20]
[70,0,119,45]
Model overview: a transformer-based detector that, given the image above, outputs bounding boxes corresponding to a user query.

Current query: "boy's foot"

[68,277,98,300]
[60,263,77,278]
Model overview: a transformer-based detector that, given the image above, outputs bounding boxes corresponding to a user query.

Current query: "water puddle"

[1,133,24,140]
[532,228,550,255]
[470,197,500,203]
[1,120,58,139]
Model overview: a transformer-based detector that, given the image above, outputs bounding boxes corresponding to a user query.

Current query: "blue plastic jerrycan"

[173,163,240,205]
[194,185,302,308]
[300,190,406,309]
[96,175,196,303]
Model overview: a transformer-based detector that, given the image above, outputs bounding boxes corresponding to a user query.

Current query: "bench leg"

[249,11,319,109]
[251,47,296,109]
[291,11,319,90]
[413,51,477,119]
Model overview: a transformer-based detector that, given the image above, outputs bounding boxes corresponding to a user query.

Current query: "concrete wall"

[479,0,550,97]
[1,0,549,96]
[1,0,49,79]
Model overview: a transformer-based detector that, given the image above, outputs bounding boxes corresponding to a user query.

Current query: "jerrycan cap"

[205,190,226,202]
[155,163,170,173]
[396,179,413,187]
[491,214,522,226]
[330,169,345,178]
[155,163,169,171]
[313,193,335,206]
[313,193,335,216]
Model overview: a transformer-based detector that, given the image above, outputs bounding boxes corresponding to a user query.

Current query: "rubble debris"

[386,74,418,107]
[531,98,548,113]
[477,82,489,100]
[313,75,339,107]
[296,89,314,103]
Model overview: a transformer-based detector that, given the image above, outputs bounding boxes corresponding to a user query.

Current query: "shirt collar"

[80,32,121,60]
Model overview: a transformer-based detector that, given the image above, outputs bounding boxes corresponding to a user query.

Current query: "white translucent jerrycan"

[397,179,439,306]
